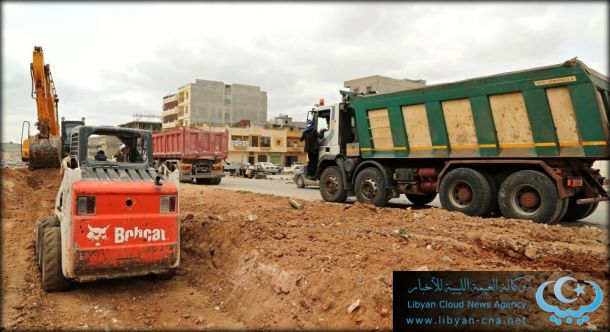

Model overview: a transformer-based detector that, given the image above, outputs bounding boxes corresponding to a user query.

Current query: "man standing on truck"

[300,119,326,180]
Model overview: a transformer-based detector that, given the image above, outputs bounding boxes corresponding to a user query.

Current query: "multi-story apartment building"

[162,79,267,129]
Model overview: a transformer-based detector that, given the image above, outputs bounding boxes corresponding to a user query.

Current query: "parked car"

[257,162,280,174]
[293,169,319,188]
[224,161,246,175]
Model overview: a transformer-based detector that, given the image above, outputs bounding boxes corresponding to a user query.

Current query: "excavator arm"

[22,46,61,169]
[31,46,60,138]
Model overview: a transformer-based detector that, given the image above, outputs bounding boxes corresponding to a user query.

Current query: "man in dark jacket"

[300,119,324,179]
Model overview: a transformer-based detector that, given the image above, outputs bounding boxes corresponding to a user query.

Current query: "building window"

[185,92,189,99]
[251,136,259,147]
[185,106,189,113]
[224,99,231,105]
[258,155,267,162]
[261,136,271,148]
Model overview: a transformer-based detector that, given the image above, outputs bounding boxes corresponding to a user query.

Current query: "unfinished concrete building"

[344,75,426,94]
[162,80,267,130]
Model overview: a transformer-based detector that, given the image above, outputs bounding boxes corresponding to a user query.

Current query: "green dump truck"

[309,58,609,224]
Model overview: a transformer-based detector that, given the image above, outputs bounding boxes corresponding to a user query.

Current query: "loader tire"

[498,170,564,224]
[41,227,70,292]
[36,216,59,271]
[406,193,437,206]
[439,168,492,217]
[320,166,347,203]
[355,167,389,207]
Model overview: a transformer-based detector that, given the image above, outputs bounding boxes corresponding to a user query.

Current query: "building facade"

[119,114,162,132]
[162,80,267,130]
[193,115,307,167]
[344,75,426,94]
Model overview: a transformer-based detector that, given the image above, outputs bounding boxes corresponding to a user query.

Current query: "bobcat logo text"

[115,226,167,244]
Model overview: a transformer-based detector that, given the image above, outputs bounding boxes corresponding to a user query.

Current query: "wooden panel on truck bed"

[367,108,394,150]
[489,92,535,152]
[441,99,479,153]
[546,87,582,148]
[402,104,432,154]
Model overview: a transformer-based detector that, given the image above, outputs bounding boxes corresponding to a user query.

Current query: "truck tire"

[498,170,565,224]
[439,168,492,217]
[479,169,500,216]
[41,227,70,292]
[406,193,437,206]
[354,167,388,207]
[36,216,59,271]
[195,178,210,184]
[561,192,599,222]
[295,175,305,188]
[320,166,347,203]
[210,178,222,185]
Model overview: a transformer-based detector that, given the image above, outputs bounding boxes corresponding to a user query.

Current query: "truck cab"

[35,125,180,291]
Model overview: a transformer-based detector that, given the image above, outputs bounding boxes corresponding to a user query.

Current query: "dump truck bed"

[348,59,610,159]
[153,128,229,160]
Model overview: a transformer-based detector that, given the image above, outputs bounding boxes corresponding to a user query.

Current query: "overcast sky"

[2,2,608,143]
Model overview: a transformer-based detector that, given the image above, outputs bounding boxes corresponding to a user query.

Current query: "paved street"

[203,173,609,229]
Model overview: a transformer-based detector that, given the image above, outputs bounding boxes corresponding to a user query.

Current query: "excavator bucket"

[28,136,61,169]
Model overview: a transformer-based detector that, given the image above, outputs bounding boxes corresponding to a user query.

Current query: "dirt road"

[1,167,609,330]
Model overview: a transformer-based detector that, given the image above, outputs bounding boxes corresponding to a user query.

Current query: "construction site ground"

[1,167,609,330]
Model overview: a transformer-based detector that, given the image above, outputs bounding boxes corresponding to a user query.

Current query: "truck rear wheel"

[439,168,492,217]
[498,170,565,224]
[406,193,437,206]
[479,169,500,216]
[561,192,599,222]
[195,178,210,184]
[320,166,347,203]
[41,227,70,292]
[36,216,59,271]
[354,167,388,207]
[210,177,221,185]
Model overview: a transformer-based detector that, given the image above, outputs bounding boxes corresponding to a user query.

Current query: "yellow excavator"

[21,46,84,169]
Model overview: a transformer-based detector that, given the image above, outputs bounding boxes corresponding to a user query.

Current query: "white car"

[257,162,279,174]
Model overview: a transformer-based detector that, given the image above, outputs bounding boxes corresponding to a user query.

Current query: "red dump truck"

[153,127,229,184]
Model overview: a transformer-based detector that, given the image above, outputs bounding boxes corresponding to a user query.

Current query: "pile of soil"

[1,167,608,330]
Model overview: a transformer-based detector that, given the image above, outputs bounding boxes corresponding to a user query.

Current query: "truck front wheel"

[498,170,565,224]
[354,167,389,207]
[319,166,347,203]
[41,227,70,292]
[439,168,492,217]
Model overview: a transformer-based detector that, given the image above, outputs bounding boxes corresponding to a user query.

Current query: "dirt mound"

[1,168,608,330]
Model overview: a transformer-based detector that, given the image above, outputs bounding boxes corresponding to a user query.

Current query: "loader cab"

[69,126,154,169]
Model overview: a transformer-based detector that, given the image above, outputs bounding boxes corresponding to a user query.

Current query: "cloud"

[2,2,608,142]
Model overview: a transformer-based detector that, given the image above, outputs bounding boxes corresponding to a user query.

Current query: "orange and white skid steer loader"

[35,125,179,291]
